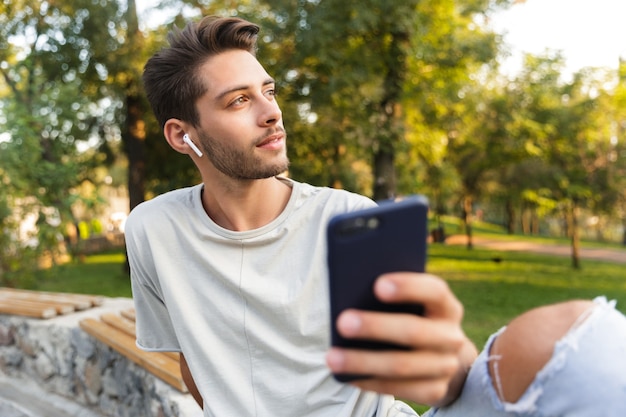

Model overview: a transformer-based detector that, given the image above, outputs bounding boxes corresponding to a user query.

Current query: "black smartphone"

[326,195,429,381]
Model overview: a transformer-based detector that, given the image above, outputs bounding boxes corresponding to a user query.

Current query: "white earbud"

[183,133,203,157]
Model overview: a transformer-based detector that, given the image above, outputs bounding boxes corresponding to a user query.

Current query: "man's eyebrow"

[215,78,276,101]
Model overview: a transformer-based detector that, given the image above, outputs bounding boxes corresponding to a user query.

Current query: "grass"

[427,243,626,346]
[30,252,133,298]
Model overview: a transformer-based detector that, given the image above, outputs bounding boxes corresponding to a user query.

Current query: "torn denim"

[423,297,626,417]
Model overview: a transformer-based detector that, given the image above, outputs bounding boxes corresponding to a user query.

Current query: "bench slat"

[120,308,136,322]
[0,288,92,310]
[79,318,187,392]
[0,298,73,315]
[0,301,57,319]
[0,288,105,307]
[100,313,136,337]
[99,313,179,361]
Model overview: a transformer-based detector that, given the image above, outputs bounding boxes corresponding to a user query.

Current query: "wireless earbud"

[183,133,203,157]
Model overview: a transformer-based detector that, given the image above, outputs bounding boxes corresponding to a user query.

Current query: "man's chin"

[236,161,290,180]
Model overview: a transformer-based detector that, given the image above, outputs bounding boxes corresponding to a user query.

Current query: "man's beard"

[197,128,289,180]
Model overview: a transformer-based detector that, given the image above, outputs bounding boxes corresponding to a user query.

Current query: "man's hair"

[143,16,260,129]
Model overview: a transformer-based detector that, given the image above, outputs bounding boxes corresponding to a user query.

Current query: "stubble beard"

[197,128,290,180]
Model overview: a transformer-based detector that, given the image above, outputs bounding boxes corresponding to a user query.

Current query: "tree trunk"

[330,143,344,189]
[122,93,145,274]
[373,149,396,200]
[567,204,581,269]
[622,214,626,246]
[531,209,539,235]
[462,195,473,249]
[521,207,530,235]
[372,29,407,201]
[123,0,145,212]
[125,93,146,212]
[505,199,516,234]
[120,0,144,274]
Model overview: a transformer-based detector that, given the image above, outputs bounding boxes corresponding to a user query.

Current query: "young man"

[127,16,626,417]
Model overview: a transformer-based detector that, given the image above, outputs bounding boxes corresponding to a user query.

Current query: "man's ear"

[163,119,192,155]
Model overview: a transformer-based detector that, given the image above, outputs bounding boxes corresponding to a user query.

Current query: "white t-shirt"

[126,177,417,417]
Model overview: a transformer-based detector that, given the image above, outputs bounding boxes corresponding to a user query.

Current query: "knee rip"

[487,300,595,404]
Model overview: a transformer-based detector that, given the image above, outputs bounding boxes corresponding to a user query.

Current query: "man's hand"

[325,272,477,407]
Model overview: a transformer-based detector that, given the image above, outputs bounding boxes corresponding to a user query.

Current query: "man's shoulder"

[126,185,200,231]
[288,178,376,213]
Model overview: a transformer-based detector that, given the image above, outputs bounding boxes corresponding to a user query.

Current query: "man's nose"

[259,99,282,126]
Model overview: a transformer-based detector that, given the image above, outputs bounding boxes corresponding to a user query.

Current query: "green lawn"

[427,243,626,346]
[32,252,133,298]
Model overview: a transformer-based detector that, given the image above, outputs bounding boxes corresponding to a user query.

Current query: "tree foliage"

[0,0,126,282]
[2,0,625,285]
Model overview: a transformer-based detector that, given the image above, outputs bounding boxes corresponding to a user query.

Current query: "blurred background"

[1,0,625,285]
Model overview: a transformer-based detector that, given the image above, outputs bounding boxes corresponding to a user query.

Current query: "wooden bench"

[0,288,104,319]
[0,288,186,392]
[79,309,187,392]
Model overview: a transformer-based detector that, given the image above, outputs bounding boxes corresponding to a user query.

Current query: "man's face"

[194,49,289,180]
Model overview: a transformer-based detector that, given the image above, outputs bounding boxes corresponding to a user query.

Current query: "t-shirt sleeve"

[126,208,181,352]
[131,275,181,352]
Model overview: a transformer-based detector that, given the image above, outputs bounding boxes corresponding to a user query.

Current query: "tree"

[506,54,620,268]
[0,0,125,281]
[274,0,417,197]
[401,0,504,246]
[112,0,202,204]
[260,0,508,200]
[612,59,626,245]
[133,0,513,203]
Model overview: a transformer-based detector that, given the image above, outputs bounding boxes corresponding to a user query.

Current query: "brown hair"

[143,16,260,129]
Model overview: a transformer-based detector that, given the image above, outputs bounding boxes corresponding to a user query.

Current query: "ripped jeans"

[422,297,626,417]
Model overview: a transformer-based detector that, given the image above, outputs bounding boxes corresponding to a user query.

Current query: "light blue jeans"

[423,297,626,417]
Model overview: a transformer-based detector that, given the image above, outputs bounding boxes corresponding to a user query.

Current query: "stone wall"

[0,297,201,417]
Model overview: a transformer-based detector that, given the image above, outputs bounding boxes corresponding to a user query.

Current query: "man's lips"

[257,132,285,148]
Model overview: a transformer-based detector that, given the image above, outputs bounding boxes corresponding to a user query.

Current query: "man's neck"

[200,176,292,231]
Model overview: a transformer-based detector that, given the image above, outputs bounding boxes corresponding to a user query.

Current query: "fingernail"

[376,278,397,298]
[338,311,361,335]
[326,349,345,370]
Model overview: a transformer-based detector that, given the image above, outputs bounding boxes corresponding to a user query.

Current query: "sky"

[490,0,626,78]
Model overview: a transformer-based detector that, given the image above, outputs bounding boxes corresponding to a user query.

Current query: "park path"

[445,235,626,264]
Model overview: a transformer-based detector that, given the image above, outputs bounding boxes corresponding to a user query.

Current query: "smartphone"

[326,195,428,381]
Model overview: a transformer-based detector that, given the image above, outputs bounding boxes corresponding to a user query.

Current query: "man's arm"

[180,353,203,408]
[326,272,477,407]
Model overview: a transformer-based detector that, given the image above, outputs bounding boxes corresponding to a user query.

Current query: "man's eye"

[231,96,247,106]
